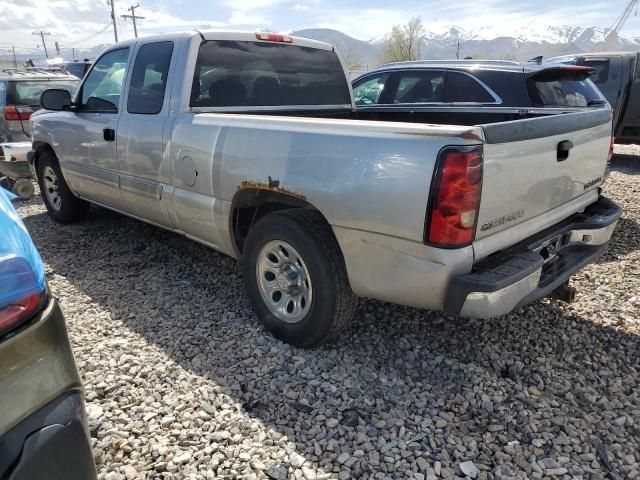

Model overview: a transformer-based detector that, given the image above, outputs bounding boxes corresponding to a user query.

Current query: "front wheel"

[242,209,357,347]
[36,150,89,224]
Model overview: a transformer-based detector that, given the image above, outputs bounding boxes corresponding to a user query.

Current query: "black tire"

[242,209,357,347]
[36,150,90,224]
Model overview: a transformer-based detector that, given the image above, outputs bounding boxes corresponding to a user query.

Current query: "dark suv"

[352,60,606,125]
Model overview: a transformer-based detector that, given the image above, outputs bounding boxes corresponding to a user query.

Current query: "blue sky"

[0,0,637,52]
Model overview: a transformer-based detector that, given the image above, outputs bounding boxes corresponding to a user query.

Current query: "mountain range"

[3,24,640,67]
[291,24,640,65]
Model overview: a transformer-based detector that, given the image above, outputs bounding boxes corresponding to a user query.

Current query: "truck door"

[580,56,623,117]
[116,40,176,227]
[59,48,130,206]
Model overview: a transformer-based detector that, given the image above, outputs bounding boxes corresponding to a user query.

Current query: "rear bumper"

[444,196,622,318]
[0,393,96,480]
[0,299,95,479]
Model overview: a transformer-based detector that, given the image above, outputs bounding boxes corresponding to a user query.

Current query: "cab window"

[582,60,609,84]
[81,48,129,112]
[127,42,174,114]
[353,74,389,106]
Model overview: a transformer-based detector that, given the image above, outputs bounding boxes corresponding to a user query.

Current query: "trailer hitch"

[551,281,577,303]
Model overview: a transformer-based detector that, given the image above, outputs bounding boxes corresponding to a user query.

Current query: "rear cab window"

[527,68,605,107]
[582,60,610,85]
[190,40,351,108]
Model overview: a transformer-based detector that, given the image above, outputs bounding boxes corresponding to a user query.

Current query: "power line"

[60,23,113,47]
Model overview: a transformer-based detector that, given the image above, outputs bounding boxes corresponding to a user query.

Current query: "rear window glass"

[191,40,351,108]
[527,77,603,107]
[7,80,78,106]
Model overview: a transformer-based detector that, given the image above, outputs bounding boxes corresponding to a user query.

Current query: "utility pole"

[108,0,119,42]
[456,41,460,60]
[32,30,51,58]
[55,41,61,57]
[72,47,76,60]
[121,3,145,38]
[10,46,18,68]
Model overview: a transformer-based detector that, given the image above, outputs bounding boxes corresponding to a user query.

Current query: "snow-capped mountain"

[293,24,640,64]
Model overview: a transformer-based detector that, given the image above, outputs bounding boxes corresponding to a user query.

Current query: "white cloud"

[293,4,310,10]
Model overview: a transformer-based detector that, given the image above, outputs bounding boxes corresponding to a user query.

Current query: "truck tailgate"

[474,108,612,252]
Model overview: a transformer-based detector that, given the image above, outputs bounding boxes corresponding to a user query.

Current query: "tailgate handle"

[557,140,573,162]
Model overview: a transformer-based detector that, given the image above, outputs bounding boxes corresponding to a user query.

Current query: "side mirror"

[40,89,72,111]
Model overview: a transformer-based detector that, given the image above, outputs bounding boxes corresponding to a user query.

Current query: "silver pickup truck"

[29,31,622,346]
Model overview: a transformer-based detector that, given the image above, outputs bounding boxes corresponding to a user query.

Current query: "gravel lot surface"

[15,146,640,480]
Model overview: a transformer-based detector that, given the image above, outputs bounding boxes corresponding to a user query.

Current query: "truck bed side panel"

[171,114,483,244]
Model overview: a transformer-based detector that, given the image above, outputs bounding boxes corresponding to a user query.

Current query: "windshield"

[7,80,78,106]
[191,40,351,108]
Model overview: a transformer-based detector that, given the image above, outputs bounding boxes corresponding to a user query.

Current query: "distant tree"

[338,44,363,76]
[379,17,426,63]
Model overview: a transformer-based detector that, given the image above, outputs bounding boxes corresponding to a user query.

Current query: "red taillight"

[0,291,43,337]
[255,32,293,43]
[426,146,483,247]
[3,106,32,121]
[0,257,45,337]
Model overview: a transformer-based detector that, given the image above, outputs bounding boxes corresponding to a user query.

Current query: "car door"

[579,57,623,117]
[59,48,131,207]
[116,40,175,227]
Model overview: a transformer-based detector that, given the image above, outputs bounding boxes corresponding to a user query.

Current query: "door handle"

[103,128,116,142]
[557,140,573,162]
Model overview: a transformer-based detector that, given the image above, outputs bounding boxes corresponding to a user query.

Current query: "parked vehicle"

[548,52,640,144]
[30,31,621,347]
[352,59,609,119]
[0,69,79,153]
[62,60,93,79]
[0,189,96,479]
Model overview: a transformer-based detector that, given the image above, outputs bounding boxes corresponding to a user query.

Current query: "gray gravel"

[15,146,640,479]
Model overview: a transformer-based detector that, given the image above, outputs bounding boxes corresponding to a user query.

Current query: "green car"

[0,188,96,479]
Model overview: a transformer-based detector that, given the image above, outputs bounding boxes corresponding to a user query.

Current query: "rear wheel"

[242,209,357,347]
[36,150,89,223]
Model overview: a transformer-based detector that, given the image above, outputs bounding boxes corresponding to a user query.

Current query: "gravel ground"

[15,146,640,480]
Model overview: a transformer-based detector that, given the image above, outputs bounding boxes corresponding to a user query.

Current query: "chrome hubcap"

[256,240,312,323]
[43,166,61,211]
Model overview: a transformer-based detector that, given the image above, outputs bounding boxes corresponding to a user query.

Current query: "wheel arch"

[31,141,57,173]
[230,186,335,257]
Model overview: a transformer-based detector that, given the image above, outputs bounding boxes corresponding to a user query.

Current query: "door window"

[390,71,446,104]
[353,74,389,105]
[447,72,496,103]
[127,42,174,114]
[81,48,129,112]
[582,60,610,84]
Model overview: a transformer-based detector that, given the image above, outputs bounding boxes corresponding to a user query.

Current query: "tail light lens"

[426,145,483,247]
[0,257,45,337]
[0,189,46,338]
[3,106,32,121]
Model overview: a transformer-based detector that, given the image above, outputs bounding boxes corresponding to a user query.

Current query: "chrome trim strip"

[65,161,119,188]
[119,175,163,200]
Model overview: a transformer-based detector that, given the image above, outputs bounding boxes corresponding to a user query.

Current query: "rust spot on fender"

[238,179,307,201]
